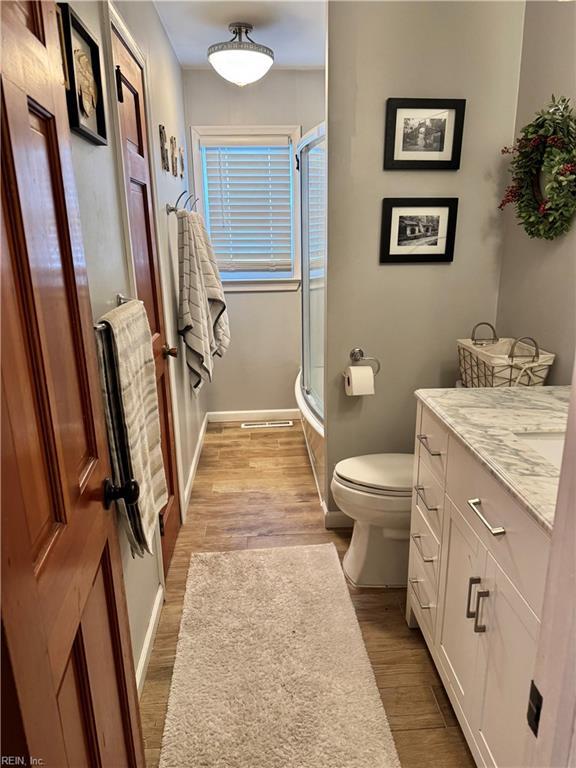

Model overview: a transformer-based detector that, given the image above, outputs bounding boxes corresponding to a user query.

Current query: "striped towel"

[98,300,167,554]
[177,210,230,390]
[95,326,147,557]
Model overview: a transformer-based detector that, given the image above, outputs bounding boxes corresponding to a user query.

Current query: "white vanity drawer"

[410,502,441,588]
[446,437,550,616]
[414,458,444,541]
[408,543,437,643]
[417,406,449,484]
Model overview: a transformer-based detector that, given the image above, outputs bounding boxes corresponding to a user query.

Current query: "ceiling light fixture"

[208,23,274,87]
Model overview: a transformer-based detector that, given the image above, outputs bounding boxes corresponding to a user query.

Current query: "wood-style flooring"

[140,420,475,768]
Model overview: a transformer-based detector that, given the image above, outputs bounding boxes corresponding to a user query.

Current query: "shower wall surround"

[325,0,525,511]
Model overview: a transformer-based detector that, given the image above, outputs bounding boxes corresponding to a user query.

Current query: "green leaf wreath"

[499,96,576,240]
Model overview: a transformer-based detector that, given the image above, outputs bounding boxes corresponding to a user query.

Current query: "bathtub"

[295,371,326,504]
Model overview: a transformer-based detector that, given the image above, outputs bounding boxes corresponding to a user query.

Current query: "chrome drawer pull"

[473,589,490,633]
[417,434,442,457]
[411,533,437,563]
[409,577,432,610]
[466,577,481,618]
[467,498,506,536]
[414,485,439,512]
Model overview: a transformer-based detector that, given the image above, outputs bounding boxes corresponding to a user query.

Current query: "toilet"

[331,453,414,588]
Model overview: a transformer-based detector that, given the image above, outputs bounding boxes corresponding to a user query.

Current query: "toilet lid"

[334,453,414,494]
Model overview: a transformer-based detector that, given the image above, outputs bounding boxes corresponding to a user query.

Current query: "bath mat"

[159,544,400,768]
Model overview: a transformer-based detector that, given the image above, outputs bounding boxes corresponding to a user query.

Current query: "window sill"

[222,278,301,294]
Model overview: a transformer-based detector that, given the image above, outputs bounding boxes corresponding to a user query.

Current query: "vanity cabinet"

[407,401,551,768]
[437,499,486,725]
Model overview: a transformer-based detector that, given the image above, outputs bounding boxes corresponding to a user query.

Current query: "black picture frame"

[384,98,465,170]
[57,4,107,145]
[380,197,458,264]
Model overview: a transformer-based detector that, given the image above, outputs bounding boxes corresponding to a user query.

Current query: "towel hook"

[166,189,188,215]
[116,292,137,306]
[183,194,199,211]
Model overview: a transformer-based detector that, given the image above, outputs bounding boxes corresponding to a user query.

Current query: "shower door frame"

[298,123,326,423]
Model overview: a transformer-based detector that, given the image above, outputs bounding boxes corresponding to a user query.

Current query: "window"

[191,126,301,289]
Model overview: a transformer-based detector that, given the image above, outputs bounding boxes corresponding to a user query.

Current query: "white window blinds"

[201,144,294,274]
[307,142,327,272]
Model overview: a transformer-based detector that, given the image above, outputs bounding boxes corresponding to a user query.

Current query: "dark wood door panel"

[129,179,161,333]
[24,103,97,494]
[58,644,99,767]
[1,184,61,562]
[1,385,69,767]
[81,551,132,767]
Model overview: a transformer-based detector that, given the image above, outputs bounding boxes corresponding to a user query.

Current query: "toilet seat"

[334,453,413,497]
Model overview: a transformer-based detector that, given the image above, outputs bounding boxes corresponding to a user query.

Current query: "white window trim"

[190,125,302,293]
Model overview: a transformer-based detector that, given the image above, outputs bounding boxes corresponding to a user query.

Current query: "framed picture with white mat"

[380,197,458,264]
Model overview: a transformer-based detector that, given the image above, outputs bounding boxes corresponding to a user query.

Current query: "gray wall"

[183,69,325,412]
[69,1,206,677]
[325,1,525,505]
[497,1,576,385]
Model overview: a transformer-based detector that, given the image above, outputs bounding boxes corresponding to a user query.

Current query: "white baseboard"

[207,408,300,423]
[322,500,353,529]
[136,583,164,697]
[180,412,208,523]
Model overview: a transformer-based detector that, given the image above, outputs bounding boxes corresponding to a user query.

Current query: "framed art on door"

[57,3,107,145]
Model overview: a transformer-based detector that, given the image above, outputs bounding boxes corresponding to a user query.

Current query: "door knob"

[103,478,140,510]
[162,344,178,359]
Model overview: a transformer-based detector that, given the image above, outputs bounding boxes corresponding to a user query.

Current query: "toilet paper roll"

[344,365,375,396]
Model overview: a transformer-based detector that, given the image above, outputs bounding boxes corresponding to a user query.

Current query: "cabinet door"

[438,500,486,726]
[474,554,540,768]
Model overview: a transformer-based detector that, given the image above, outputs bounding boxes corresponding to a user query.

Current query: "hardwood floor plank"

[378,685,445,731]
[139,422,474,768]
[393,726,475,767]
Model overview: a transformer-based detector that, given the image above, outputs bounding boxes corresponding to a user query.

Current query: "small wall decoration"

[179,147,185,178]
[384,98,466,170]
[170,136,178,177]
[57,4,107,145]
[380,197,458,264]
[159,125,170,171]
[499,96,576,240]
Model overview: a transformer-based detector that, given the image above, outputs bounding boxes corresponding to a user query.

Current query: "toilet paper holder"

[342,347,381,377]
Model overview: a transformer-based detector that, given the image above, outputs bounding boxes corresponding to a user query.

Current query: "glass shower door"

[299,124,326,421]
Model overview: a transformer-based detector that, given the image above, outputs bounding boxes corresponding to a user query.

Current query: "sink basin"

[514,432,566,470]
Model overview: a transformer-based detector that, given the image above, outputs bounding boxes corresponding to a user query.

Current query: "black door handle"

[103,478,139,509]
[115,65,124,102]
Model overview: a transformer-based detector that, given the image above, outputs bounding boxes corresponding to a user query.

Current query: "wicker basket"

[457,323,555,388]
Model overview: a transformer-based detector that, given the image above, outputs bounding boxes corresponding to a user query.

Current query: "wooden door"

[111,27,181,576]
[437,499,486,726]
[475,554,540,768]
[1,3,144,765]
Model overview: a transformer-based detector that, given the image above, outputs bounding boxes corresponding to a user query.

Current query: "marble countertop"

[415,387,571,534]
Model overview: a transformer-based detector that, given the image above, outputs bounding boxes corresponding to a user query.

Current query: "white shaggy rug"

[159,544,400,768]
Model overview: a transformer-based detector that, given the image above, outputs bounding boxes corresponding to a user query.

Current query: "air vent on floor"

[240,420,294,429]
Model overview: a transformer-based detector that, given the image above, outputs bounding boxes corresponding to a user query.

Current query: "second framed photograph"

[384,98,466,170]
[380,198,458,264]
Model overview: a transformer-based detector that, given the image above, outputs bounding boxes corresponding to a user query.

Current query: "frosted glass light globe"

[207,24,274,87]
[208,48,273,87]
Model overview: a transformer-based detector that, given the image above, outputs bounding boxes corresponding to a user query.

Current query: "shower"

[295,122,327,500]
